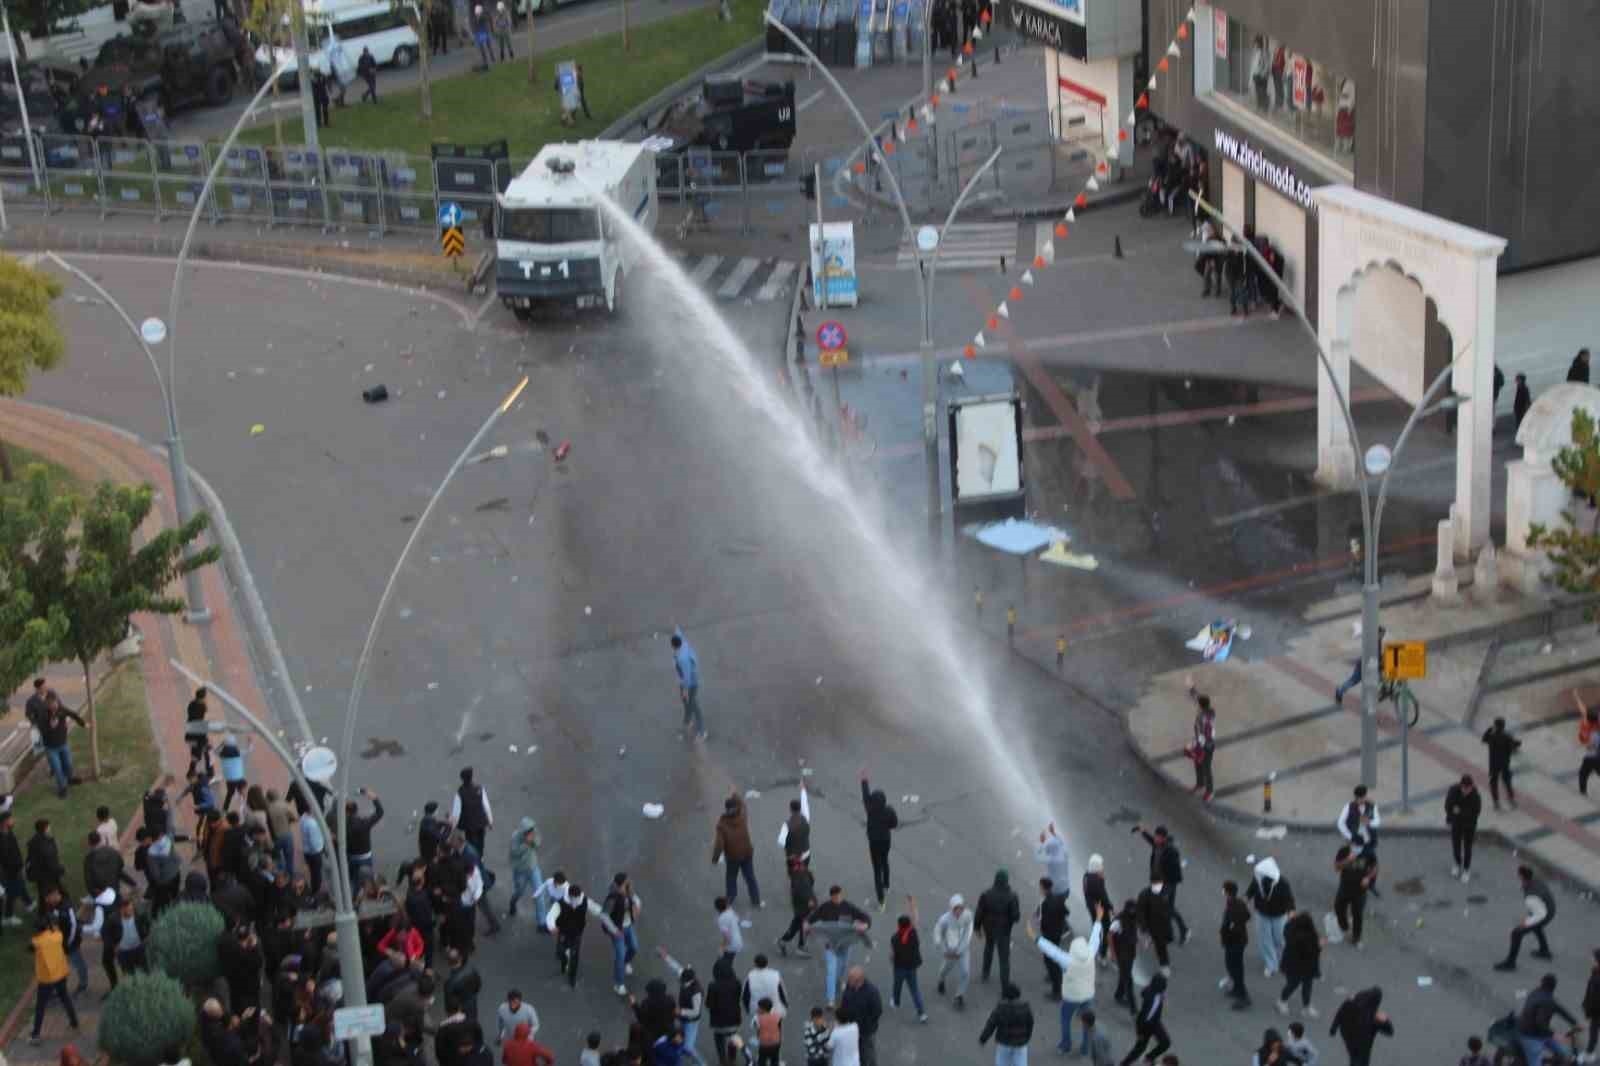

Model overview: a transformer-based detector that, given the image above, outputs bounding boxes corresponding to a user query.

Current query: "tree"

[391,0,434,119]
[0,253,66,482]
[0,557,68,703]
[1526,407,1600,599]
[98,971,198,1066]
[146,901,227,989]
[1,468,219,777]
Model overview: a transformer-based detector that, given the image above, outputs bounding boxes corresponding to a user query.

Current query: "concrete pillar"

[1473,542,1498,601]
[1453,256,1499,558]
[1431,518,1460,605]
[1316,337,1357,489]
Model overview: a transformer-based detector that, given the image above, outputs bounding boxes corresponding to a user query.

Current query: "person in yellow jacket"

[30,916,81,1044]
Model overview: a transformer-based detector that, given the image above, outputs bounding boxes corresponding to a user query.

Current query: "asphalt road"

[169,0,711,141]
[26,251,1600,1064]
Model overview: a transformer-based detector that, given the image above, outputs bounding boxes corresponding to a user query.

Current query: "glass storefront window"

[1207,10,1354,166]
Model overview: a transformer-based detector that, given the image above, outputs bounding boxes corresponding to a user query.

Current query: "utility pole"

[291,4,320,154]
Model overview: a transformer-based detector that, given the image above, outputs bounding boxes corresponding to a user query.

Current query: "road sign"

[1382,640,1426,681]
[819,347,850,368]
[441,226,465,259]
[333,1004,387,1041]
[816,320,847,351]
[438,201,463,228]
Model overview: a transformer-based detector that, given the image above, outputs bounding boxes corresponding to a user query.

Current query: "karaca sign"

[999,0,1086,56]
[1213,129,1319,213]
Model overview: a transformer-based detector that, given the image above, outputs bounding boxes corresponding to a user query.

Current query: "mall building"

[1138,0,1600,325]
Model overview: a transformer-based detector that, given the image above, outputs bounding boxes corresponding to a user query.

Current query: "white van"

[256,2,419,83]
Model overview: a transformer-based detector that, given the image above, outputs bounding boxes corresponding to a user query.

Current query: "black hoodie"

[1136,973,1168,1027]
[24,830,63,888]
[706,958,742,1030]
[0,824,22,880]
[861,780,899,848]
[976,873,1020,936]
[634,978,678,1046]
[1330,987,1393,1057]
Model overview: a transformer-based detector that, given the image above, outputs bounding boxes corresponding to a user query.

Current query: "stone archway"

[1312,186,1507,558]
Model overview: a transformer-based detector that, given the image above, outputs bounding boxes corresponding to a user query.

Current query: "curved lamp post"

[159,62,291,623]
[1191,191,1467,798]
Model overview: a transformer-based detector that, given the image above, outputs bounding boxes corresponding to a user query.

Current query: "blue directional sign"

[438,201,463,228]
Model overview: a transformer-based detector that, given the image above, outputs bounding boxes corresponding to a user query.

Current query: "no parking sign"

[816,320,849,367]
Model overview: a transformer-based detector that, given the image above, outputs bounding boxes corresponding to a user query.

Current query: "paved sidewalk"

[1128,573,1600,891]
[0,400,288,1065]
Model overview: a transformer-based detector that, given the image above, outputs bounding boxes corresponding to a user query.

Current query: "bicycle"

[1378,678,1421,729]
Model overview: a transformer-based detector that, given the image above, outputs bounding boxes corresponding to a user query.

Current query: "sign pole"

[813,162,825,311]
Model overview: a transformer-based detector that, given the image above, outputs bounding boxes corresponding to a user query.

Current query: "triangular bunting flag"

[986,315,999,330]
[1021,270,1035,285]
[1086,175,1100,191]
[1176,22,1188,40]
[962,344,977,359]
[1074,193,1088,209]
[1157,57,1169,73]
[997,302,1010,319]
[974,332,986,348]
[1041,238,1055,263]
[1118,128,1129,142]
[1008,286,1023,301]
[1185,6,1196,22]
[1126,109,1138,126]
[972,26,983,39]
[937,81,949,94]
[1147,76,1158,90]
[1167,41,1181,57]
[1065,208,1076,222]
[1137,92,1150,109]
[1032,254,1046,269]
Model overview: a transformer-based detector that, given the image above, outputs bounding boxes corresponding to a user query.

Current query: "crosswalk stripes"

[895,222,1020,271]
[717,257,763,299]
[675,254,803,302]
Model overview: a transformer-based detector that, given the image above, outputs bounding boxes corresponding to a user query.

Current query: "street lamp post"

[168,662,373,1066]
[157,62,290,623]
[1190,192,1466,800]
[765,12,993,545]
[42,252,210,622]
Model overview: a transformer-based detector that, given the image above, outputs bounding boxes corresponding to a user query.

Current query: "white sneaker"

[1304,1005,1319,1018]
[739,919,754,929]
[1450,865,1460,878]
[1264,966,1277,978]
[1275,999,1290,1016]
[614,984,627,996]
[1460,871,1471,884]
[1218,976,1232,992]
[625,964,634,976]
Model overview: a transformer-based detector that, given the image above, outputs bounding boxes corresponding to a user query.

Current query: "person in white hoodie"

[1245,857,1296,978]
[742,953,788,1022]
[1028,902,1105,1055]
[932,894,974,1010]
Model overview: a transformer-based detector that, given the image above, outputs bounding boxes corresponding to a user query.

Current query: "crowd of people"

[7,654,1600,1066]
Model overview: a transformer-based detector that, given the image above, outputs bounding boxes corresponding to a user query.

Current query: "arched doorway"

[1312,186,1507,558]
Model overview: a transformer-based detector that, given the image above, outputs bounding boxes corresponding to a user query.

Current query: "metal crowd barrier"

[41,135,102,215]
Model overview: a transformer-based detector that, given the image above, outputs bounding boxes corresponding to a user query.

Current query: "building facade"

[1145,0,1600,326]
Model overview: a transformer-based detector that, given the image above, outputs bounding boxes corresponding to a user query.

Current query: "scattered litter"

[1323,913,1344,943]
[801,767,815,777]
[1541,642,1554,654]
[584,606,592,615]
[815,677,823,685]
[1009,828,1022,838]
[1255,826,1287,840]
[971,518,1071,556]
[304,685,312,693]
[908,794,920,803]
[1416,976,1433,988]
[364,363,375,373]
[739,919,753,929]
[1185,619,1246,662]
[642,803,664,819]
[398,607,413,620]
[744,789,761,800]
[427,682,439,690]
[437,389,448,399]
[509,744,519,754]
[554,440,572,462]
[527,746,537,755]
[252,365,267,374]
[226,371,237,380]
[250,424,266,436]
[1040,541,1098,570]
[618,746,627,758]
[1226,415,1236,425]
[1245,854,1256,864]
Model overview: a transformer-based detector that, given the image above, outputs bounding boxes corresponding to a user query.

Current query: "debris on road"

[554,440,572,462]
[250,424,266,436]
[1254,825,1287,840]
[642,803,664,819]
[1040,541,1098,570]
[970,518,1071,556]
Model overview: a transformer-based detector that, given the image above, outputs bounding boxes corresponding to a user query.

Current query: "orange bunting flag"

[979,6,990,21]
[883,141,896,155]
[1157,57,1169,73]
[1033,254,1046,269]
[931,93,942,105]
[1136,92,1150,109]
[963,344,977,359]
[1008,286,1023,301]
[853,161,866,174]
[1096,160,1109,174]
[1074,193,1088,209]
[1118,128,1129,142]
[987,316,999,330]
[962,41,974,55]
[947,67,959,82]
[907,118,918,132]
[1177,22,1188,39]
[1054,223,1069,238]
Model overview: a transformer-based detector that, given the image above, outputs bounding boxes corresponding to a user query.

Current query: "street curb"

[7,400,312,747]
[986,179,1146,220]
[1,222,465,295]
[1114,672,1600,898]
[600,38,765,140]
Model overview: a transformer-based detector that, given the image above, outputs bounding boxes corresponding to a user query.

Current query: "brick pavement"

[0,399,289,1065]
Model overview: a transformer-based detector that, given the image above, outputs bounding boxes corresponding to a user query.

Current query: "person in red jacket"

[502,1021,555,1066]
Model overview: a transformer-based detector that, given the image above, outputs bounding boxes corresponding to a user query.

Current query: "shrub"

[97,971,197,1066]
[146,900,226,988]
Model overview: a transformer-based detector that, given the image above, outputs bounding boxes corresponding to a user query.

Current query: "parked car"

[254,1,418,86]
[74,20,244,133]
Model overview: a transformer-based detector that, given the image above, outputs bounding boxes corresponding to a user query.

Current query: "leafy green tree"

[0,253,66,482]
[1526,407,1600,598]
[1,468,219,777]
[146,901,226,989]
[98,971,198,1066]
